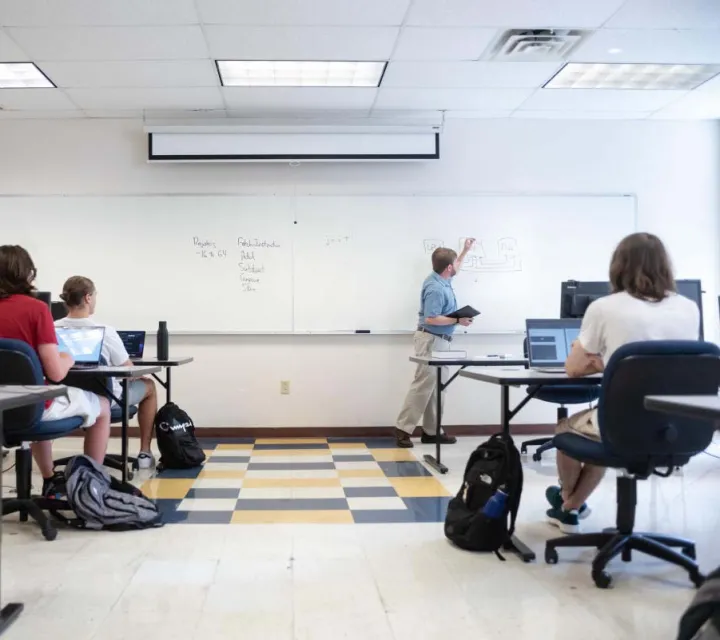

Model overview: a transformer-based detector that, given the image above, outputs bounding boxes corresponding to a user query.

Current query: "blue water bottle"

[482,486,508,519]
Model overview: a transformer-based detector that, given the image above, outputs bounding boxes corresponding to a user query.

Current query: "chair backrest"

[0,338,46,429]
[598,341,720,470]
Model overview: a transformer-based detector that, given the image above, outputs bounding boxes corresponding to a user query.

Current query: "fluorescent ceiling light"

[0,62,55,88]
[544,63,720,90]
[217,60,387,87]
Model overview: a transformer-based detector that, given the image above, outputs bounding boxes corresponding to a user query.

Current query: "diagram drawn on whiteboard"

[422,237,522,273]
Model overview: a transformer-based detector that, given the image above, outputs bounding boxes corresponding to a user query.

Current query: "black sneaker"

[42,472,66,500]
[420,432,457,445]
[395,429,414,448]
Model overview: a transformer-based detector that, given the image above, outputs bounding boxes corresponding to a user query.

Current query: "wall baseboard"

[104,424,554,438]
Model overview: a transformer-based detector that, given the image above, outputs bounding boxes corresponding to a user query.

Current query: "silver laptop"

[525,319,581,373]
[56,326,105,369]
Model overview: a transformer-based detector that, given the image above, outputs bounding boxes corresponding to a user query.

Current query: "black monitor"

[51,301,68,321]
[560,279,705,339]
[31,291,51,308]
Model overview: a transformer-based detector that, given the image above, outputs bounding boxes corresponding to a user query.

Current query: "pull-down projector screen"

[148,131,440,163]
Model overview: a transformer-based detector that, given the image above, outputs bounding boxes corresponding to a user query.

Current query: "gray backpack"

[62,455,163,531]
[678,568,720,640]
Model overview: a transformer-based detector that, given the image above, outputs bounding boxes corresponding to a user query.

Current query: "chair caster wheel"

[126,470,134,481]
[520,445,528,454]
[593,571,613,589]
[42,523,57,541]
[545,547,558,565]
[682,545,696,560]
[622,548,632,563]
[690,570,705,588]
[532,452,542,462]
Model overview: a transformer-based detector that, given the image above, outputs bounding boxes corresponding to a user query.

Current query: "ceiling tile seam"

[644,90,693,118]
[368,0,414,112]
[508,86,542,115]
[0,25,33,61]
[598,0,632,29]
[193,0,230,112]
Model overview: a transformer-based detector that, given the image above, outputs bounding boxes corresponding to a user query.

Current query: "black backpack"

[444,433,523,559]
[678,566,720,640]
[154,402,206,469]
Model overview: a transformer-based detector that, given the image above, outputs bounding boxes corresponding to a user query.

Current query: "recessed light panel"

[217,60,387,87]
[544,63,720,90]
[0,62,55,88]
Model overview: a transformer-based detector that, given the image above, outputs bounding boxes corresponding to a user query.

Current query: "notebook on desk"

[525,318,581,373]
[56,326,105,369]
[118,330,146,359]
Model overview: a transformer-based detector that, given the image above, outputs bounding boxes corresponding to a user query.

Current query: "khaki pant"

[556,407,601,442]
[396,331,450,435]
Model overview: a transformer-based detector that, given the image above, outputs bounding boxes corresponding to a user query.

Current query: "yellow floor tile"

[370,449,418,462]
[203,449,216,456]
[337,469,385,478]
[140,479,195,499]
[389,477,452,498]
[231,510,353,524]
[198,470,246,479]
[251,449,330,456]
[254,438,327,445]
[327,442,367,449]
[215,443,254,451]
[242,478,341,488]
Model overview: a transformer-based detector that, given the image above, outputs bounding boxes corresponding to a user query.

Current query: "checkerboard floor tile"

[143,437,451,525]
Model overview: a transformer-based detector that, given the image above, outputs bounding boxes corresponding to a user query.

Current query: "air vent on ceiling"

[490,29,588,61]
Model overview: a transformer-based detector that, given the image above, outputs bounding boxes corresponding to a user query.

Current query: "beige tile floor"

[3,434,720,639]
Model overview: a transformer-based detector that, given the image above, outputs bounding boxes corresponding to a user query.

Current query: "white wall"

[1,118,718,428]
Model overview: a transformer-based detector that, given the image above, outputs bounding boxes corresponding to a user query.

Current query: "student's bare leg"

[563,465,606,511]
[138,378,157,452]
[84,396,110,464]
[557,450,583,502]
[31,441,54,478]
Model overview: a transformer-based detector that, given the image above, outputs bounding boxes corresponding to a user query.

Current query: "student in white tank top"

[546,233,700,534]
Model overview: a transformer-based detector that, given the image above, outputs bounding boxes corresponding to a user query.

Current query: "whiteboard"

[0,194,634,333]
[293,195,636,333]
[1,196,294,332]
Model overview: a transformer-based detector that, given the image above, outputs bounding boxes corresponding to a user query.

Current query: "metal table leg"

[121,379,130,483]
[423,367,447,474]
[0,413,23,634]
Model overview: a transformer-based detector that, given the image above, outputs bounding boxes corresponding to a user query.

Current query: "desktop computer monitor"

[560,279,704,339]
[31,291,51,308]
[51,301,68,321]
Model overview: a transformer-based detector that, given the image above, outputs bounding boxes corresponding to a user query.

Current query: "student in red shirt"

[0,245,110,498]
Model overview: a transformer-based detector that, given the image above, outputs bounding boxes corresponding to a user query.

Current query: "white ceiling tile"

[0,109,84,119]
[605,0,720,29]
[392,27,497,61]
[222,87,377,111]
[197,0,411,26]
[64,87,224,110]
[0,0,199,26]
[374,87,533,110]
[6,26,209,61]
[650,72,720,119]
[518,88,687,112]
[143,109,229,119]
[0,29,27,60]
[512,110,651,120]
[442,110,513,118]
[205,26,398,60]
[406,0,626,28]
[82,109,145,119]
[0,88,78,110]
[572,29,720,64]
[40,60,218,88]
[382,61,560,88]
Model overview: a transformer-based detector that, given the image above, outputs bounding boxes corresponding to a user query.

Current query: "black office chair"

[545,340,720,589]
[0,339,84,540]
[519,338,599,460]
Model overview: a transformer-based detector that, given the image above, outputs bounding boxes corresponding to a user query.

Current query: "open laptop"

[56,326,105,369]
[118,330,146,359]
[525,319,581,373]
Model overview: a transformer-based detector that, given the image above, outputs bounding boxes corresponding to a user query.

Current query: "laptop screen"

[118,330,146,359]
[56,326,105,364]
[526,319,582,367]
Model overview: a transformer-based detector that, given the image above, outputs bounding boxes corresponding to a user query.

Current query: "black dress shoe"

[420,432,457,445]
[395,429,414,448]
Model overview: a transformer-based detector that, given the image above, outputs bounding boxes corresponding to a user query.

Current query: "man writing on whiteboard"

[395,238,476,448]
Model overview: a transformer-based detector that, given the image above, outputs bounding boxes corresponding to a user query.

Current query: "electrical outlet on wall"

[280,380,290,395]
